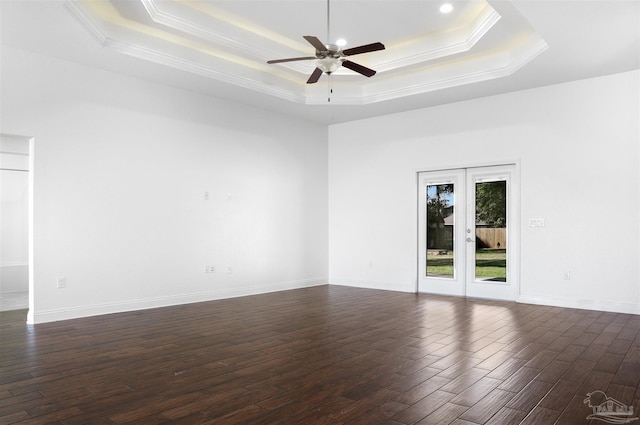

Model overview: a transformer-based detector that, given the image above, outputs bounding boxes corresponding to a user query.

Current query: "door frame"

[415,161,521,301]
[417,169,467,296]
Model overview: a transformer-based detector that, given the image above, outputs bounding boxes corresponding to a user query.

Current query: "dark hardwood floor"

[1,285,639,424]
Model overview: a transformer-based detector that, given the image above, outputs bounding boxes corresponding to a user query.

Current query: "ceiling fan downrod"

[265,0,385,85]
[326,0,331,44]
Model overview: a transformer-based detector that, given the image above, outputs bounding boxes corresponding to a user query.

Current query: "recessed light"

[336,38,347,47]
[440,3,453,14]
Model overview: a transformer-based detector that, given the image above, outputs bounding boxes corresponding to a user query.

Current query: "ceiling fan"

[266,0,385,84]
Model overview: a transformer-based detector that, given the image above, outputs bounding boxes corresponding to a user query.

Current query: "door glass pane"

[426,183,454,278]
[474,180,507,282]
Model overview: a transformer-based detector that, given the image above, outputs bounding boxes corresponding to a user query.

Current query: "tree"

[475,181,506,227]
[426,184,454,250]
[427,184,453,226]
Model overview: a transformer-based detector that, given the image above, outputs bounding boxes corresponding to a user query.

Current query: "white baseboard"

[331,280,640,315]
[518,294,640,315]
[329,278,413,293]
[31,278,327,324]
[30,281,638,324]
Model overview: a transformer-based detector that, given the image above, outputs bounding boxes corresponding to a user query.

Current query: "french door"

[417,165,518,301]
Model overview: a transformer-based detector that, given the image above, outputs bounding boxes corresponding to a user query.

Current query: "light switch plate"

[529,218,545,227]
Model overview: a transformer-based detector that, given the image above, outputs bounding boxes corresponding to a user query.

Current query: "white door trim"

[416,162,520,301]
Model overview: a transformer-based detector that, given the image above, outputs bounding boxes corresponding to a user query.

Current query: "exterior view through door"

[417,165,519,301]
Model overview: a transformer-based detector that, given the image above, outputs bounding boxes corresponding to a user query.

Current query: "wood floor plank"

[538,379,583,411]
[449,376,502,407]
[497,366,541,393]
[414,402,469,425]
[535,359,572,384]
[577,370,615,396]
[486,357,528,380]
[1,286,639,424]
[391,389,455,424]
[519,406,561,425]
[612,361,640,387]
[504,380,554,412]
[483,406,528,425]
[458,388,515,424]
[554,394,593,425]
[450,420,481,425]
[440,367,488,394]
[393,375,452,406]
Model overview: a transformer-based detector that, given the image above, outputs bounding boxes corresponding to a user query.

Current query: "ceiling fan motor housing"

[316,45,341,58]
[315,45,343,74]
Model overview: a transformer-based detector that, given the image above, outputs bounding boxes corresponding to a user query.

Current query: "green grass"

[426,249,506,279]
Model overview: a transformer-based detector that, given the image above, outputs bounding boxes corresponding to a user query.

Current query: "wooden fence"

[476,227,506,249]
[428,227,506,250]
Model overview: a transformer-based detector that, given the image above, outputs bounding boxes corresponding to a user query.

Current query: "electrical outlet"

[205,265,215,273]
[563,271,571,280]
[57,276,66,288]
[226,266,232,274]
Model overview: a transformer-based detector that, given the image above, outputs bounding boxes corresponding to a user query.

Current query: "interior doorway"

[0,134,32,314]
[417,165,519,301]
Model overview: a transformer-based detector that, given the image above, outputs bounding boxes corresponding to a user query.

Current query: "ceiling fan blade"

[267,56,316,64]
[342,42,385,56]
[306,67,323,84]
[342,60,376,77]
[303,35,328,52]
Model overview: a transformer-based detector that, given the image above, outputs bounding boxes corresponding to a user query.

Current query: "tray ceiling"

[1,1,638,123]
[65,0,548,105]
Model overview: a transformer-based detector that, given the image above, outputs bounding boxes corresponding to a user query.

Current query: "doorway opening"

[0,134,33,321]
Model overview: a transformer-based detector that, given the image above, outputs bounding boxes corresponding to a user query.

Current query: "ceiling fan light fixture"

[316,57,341,74]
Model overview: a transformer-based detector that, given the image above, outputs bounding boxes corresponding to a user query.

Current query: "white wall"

[0,135,30,293]
[2,44,637,322]
[329,70,640,314]
[1,47,328,323]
